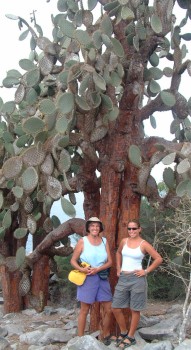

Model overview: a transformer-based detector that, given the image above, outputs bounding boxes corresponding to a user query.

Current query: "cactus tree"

[0,0,191,329]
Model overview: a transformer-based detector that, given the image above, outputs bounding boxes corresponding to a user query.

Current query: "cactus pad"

[47,176,62,200]
[2,157,23,179]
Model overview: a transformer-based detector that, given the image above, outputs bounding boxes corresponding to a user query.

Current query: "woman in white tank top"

[111,219,163,348]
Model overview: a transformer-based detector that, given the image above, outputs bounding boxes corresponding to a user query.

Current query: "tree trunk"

[89,164,141,333]
[88,111,142,334]
[83,192,100,219]
[0,265,23,313]
[118,165,141,244]
[29,255,50,312]
[25,210,50,311]
[90,302,101,333]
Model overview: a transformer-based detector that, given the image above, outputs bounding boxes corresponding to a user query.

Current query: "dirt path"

[142,299,174,316]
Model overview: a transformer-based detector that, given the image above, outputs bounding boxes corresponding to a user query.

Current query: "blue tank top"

[80,236,108,267]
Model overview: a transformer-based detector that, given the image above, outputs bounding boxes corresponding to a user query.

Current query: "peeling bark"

[0,265,23,313]
[29,218,86,264]
[30,255,50,312]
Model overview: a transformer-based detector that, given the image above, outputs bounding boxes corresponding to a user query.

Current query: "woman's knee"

[131,309,140,317]
[111,307,122,316]
[105,306,112,317]
[80,303,90,317]
[80,308,89,314]
[102,301,112,314]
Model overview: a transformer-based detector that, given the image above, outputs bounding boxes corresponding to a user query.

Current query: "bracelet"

[144,269,148,275]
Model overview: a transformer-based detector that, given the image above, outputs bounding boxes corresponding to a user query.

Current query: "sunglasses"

[127,227,138,231]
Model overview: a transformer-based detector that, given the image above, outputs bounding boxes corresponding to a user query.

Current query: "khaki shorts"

[112,272,147,311]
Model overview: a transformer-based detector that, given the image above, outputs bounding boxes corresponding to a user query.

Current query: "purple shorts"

[77,274,112,304]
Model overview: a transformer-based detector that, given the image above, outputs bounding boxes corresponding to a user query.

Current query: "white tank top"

[121,239,145,271]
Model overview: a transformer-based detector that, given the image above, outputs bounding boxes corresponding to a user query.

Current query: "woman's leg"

[128,309,140,338]
[118,310,140,348]
[112,307,128,334]
[78,302,91,336]
[102,301,112,337]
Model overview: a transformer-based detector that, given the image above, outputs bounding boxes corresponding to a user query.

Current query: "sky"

[0,0,58,94]
[0,0,190,229]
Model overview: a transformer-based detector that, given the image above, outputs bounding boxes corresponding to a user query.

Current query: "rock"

[138,314,163,328]
[22,309,37,316]
[174,339,191,350]
[28,346,59,350]
[3,324,25,336]
[42,306,58,316]
[38,328,72,345]
[55,308,75,316]
[60,335,109,350]
[63,320,78,330]
[0,329,8,338]
[2,313,18,320]
[167,304,183,314]
[19,330,43,345]
[142,340,173,350]
[31,321,49,329]
[49,274,60,283]
[0,337,11,350]
[20,328,72,346]
[138,315,182,341]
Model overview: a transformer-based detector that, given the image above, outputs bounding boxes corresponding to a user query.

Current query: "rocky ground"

[0,292,178,350]
[0,274,191,350]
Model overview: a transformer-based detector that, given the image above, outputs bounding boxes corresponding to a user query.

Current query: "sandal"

[118,335,136,348]
[102,334,118,346]
[115,333,128,347]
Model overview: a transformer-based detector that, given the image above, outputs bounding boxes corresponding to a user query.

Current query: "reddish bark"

[0,265,23,313]
[90,302,101,333]
[83,191,100,219]
[117,165,141,244]
[30,255,50,311]
[29,218,85,263]
[88,110,143,333]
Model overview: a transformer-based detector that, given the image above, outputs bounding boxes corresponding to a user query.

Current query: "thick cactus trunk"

[29,255,50,312]
[89,163,141,334]
[0,265,23,313]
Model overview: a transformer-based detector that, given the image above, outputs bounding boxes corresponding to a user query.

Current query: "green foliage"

[177,0,191,19]
[141,195,191,301]
[16,246,26,268]
[147,273,185,300]
[54,255,73,279]
[50,255,77,305]
[61,197,76,217]
[14,228,28,239]
[128,145,142,168]
[163,168,175,190]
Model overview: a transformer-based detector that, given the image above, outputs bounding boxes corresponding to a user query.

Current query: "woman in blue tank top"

[111,219,163,348]
[70,217,112,343]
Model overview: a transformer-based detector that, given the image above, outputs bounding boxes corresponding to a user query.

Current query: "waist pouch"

[98,268,110,280]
